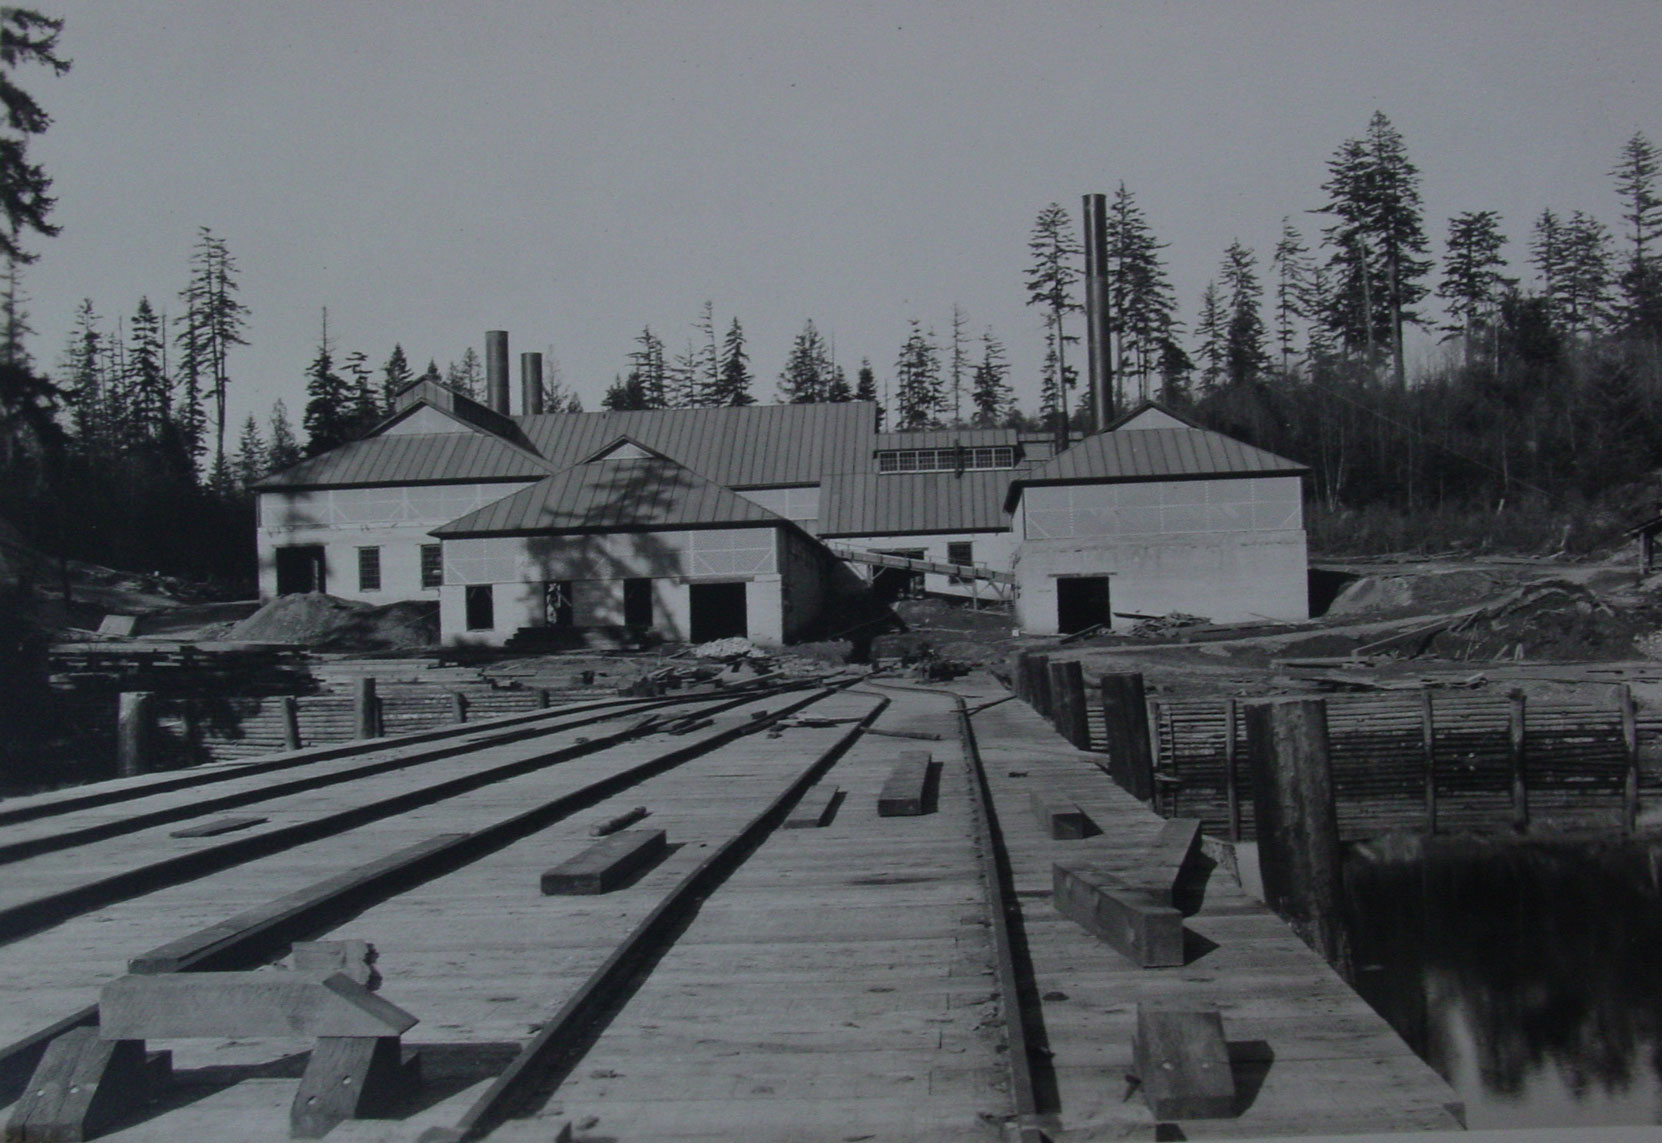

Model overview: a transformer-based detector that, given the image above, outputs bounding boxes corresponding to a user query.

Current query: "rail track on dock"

[0,675,1054,1142]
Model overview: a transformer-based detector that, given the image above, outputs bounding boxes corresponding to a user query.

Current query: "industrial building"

[253,329,1310,646]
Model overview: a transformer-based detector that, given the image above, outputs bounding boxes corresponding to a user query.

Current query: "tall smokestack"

[521,352,544,415]
[1082,192,1113,432]
[485,330,510,414]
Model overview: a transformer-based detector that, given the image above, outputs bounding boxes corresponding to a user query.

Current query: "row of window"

[875,445,1016,473]
[357,543,445,592]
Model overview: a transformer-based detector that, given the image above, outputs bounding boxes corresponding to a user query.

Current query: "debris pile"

[1128,613,1210,640]
[688,637,765,660]
[227,593,438,651]
[1422,580,1655,662]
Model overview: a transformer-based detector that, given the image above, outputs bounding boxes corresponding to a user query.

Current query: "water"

[1342,836,1662,1129]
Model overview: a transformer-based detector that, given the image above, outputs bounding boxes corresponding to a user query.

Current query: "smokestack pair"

[483,330,544,416]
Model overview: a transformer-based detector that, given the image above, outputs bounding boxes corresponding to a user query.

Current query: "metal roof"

[253,431,555,490]
[519,402,876,484]
[819,469,1016,536]
[1005,427,1308,510]
[432,456,788,537]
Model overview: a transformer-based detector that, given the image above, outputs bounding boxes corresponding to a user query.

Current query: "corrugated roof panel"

[1017,427,1305,485]
[254,432,554,489]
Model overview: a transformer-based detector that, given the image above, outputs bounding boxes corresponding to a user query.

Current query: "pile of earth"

[1424,580,1662,662]
[227,593,438,651]
[1325,568,1519,619]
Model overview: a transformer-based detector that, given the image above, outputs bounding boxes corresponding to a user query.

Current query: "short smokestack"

[485,330,510,414]
[521,352,544,415]
[1082,192,1112,432]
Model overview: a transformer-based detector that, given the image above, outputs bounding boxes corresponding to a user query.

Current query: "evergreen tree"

[266,399,301,473]
[1106,184,1178,406]
[1025,203,1080,437]
[667,339,701,408]
[381,344,412,407]
[125,296,169,439]
[232,413,265,490]
[342,349,378,432]
[855,357,881,427]
[178,226,248,473]
[825,363,853,402]
[61,298,105,446]
[627,326,667,409]
[538,350,579,413]
[0,8,68,265]
[1437,211,1514,364]
[301,309,351,455]
[0,255,32,368]
[1220,241,1269,386]
[948,303,969,424]
[445,345,483,400]
[1317,111,1433,387]
[694,301,720,408]
[1194,281,1227,394]
[1271,218,1312,374]
[893,320,942,429]
[1610,131,1662,336]
[417,358,441,386]
[601,373,649,411]
[1560,212,1617,338]
[778,319,833,403]
[710,317,754,406]
[969,328,1012,427]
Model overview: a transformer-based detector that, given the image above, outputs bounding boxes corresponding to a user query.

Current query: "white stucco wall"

[256,482,536,602]
[1012,475,1309,633]
[735,485,821,529]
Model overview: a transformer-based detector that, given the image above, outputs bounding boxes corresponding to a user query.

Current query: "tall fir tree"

[266,399,301,473]
[1106,184,1178,406]
[301,308,351,455]
[778,319,833,403]
[1193,281,1227,395]
[232,413,265,490]
[1220,241,1269,387]
[1025,203,1080,439]
[969,328,1012,427]
[125,296,169,440]
[893,320,942,430]
[854,358,881,427]
[445,346,483,400]
[710,317,754,406]
[1437,210,1514,363]
[177,226,247,473]
[381,344,412,408]
[1610,131,1662,337]
[948,303,969,424]
[1271,218,1312,374]
[342,349,377,432]
[627,326,667,409]
[0,7,68,265]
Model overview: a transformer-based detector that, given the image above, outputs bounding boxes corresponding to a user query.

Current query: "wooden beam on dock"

[1029,792,1096,839]
[877,751,932,817]
[1052,861,1185,967]
[784,785,839,829]
[99,972,418,1040]
[540,830,668,895]
[167,815,268,839]
[1133,1004,1236,1119]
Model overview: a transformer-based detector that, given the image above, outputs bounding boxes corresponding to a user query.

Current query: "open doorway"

[623,578,654,630]
[1056,575,1110,634]
[871,549,925,604]
[275,545,326,595]
[689,581,748,642]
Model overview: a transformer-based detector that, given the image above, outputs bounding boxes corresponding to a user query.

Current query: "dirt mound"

[1327,568,1515,618]
[1426,580,1660,662]
[228,593,438,651]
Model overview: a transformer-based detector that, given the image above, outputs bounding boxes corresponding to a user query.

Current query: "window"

[465,585,494,630]
[420,544,443,588]
[876,445,1016,473]
[357,546,381,592]
[946,541,974,567]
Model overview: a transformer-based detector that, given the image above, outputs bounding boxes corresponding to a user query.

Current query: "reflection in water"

[1342,837,1662,1128]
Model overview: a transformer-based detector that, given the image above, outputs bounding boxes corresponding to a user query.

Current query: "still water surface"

[1342,837,1662,1129]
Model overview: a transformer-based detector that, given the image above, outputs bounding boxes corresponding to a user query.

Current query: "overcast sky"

[19,1,1662,433]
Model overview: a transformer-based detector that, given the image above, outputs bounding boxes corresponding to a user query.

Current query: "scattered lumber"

[877,751,932,817]
[784,785,840,829]
[865,727,942,741]
[99,972,416,1040]
[589,806,650,837]
[168,815,268,839]
[540,830,668,895]
[1133,1004,1237,1119]
[1053,861,1184,967]
[1029,792,1097,839]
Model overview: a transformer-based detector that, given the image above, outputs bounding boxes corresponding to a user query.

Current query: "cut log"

[98,972,417,1040]
[877,751,931,817]
[1053,861,1184,967]
[784,785,839,829]
[539,829,668,895]
[1133,1004,1236,1120]
[1029,792,1096,839]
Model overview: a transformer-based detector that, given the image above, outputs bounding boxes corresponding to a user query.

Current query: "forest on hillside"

[2,6,1661,593]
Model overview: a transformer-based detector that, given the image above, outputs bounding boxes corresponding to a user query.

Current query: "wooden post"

[450,691,468,724]
[1030,654,1053,718]
[1100,673,1154,802]
[281,695,302,751]
[1508,690,1528,834]
[117,692,154,778]
[1245,698,1345,966]
[537,688,551,709]
[354,677,378,740]
[1049,660,1089,747]
[1621,685,1639,834]
[1224,699,1241,843]
[1420,689,1437,836]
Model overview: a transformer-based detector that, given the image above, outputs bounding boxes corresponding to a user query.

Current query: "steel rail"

[424,689,884,1143]
[0,682,823,948]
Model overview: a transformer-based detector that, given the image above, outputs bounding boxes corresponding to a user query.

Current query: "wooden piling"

[1621,685,1639,834]
[1245,698,1345,966]
[450,692,468,724]
[1420,690,1437,836]
[537,688,551,709]
[354,678,378,740]
[1508,691,1528,833]
[1224,699,1241,842]
[117,692,154,778]
[1029,654,1053,718]
[1049,660,1089,748]
[1100,673,1154,802]
[279,696,302,751]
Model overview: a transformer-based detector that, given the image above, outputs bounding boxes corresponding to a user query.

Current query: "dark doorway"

[623,578,654,630]
[544,580,574,627]
[1056,576,1110,634]
[465,584,494,631]
[689,581,747,642]
[872,549,926,604]
[275,545,326,595]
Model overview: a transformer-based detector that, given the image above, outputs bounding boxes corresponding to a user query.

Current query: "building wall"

[1012,474,1308,633]
[256,482,536,602]
[436,525,812,647]
[736,485,821,529]
[831,530,1017,601]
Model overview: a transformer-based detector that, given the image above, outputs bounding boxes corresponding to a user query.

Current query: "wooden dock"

[0,672,1463,1141]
